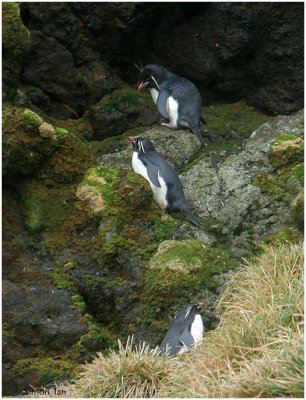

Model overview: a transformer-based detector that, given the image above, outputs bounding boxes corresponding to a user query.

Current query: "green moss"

[2,2,31,98]
[266,227,302,244]
[253,173,285,201]
[272,133,301,145]
[75,314,116,357]
[291,163,304,184]
[16,357,78,386]
[51,261,78,292]
[202,101,273,138]
[139,240,240,341]
[80,166,118,211]
[269,134,303,173]
[290,189,304,230]
[2,105,61,179]
[52,116,93,142]
[54,127,69,139]
[71,294,87,313]
[149,213,179,243]
[20,108,43,129]
[20,181,78,248]
[99,87,153,112]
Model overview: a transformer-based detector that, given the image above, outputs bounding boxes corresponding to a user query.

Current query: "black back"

[159,304,202,356]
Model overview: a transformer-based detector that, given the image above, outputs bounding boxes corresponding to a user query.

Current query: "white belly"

[132,151,150,181]
[149,88,159,104]
[166,96,179,127]
[132,152,168,210]
[190,315,204,344]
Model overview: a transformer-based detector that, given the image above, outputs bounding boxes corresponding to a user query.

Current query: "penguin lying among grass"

[159,303,205,356]
[128,136,199,226]
[137,64,205,146]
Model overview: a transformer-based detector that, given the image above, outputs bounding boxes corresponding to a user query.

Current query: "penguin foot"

[161,122,175,129]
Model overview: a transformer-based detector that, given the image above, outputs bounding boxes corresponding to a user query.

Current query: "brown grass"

[162,241,304,398]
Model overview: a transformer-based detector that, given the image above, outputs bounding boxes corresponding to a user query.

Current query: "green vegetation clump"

[269,134,304,173]
[253,134,304,211]
[15,357,78,387]
[20,181,78,250]
[253,173,286,201]
[51,261,78,292]
[2,2,31,99]
[139,240,240,342]
[202,101,273,138]
[99,87,153,111]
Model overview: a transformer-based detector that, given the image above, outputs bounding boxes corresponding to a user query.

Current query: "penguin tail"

[181,206,200,227]
[193,127,204,147]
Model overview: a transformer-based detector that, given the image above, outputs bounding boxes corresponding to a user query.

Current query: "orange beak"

[137,81,147,92]
[197,302,205,309]
[128,136,136,142]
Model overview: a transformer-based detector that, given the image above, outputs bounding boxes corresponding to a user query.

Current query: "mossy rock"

[139,240,240,343]
[2,2,31,100]
[290,189,304,230]
[2,106,60,181]
[15,357,79,389]
[266,226,302,243]
[253,173,286,202]
[19,180,91,254]
[269,134,304,173]
[202,101,273,138]
[89,87,159,139]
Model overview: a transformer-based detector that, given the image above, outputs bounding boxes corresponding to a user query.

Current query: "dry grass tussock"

[164,241,304,398]
[64,336,178,398]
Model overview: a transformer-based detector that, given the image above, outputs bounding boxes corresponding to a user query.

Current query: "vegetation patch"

[20,181,80,251]
[139,240,240,343]
[269,133,303,173]
[99,87,153,111]
[253,173,286,201]
[15,357,78,388]
[202,101,273,138]
[2,2,31,99]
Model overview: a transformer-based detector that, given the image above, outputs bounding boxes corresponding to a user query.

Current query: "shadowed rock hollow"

[2,2,304,396]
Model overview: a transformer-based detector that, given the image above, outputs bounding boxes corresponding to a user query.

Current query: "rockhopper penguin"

[128,136,199,226]
[159,303,205,356]
[137,64,205,146]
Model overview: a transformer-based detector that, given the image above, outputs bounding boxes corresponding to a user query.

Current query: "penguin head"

[128,136,156,154]
[137,64,170,91]
[174,302,204,322]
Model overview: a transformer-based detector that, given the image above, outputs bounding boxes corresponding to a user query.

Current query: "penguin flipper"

[147,164,161,188]
[157,89,170,119]
[179,327,194,348]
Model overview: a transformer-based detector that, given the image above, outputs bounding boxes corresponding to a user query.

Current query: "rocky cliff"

[2,2,304,396]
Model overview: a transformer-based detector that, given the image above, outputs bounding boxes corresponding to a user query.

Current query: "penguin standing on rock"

[159,303,205,356]
[128,136,199,226]
[137,64,205,146]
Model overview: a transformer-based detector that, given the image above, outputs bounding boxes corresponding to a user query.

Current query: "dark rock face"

[89,88,160,139]
[20,2,303,116]
[20,3,122,118]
